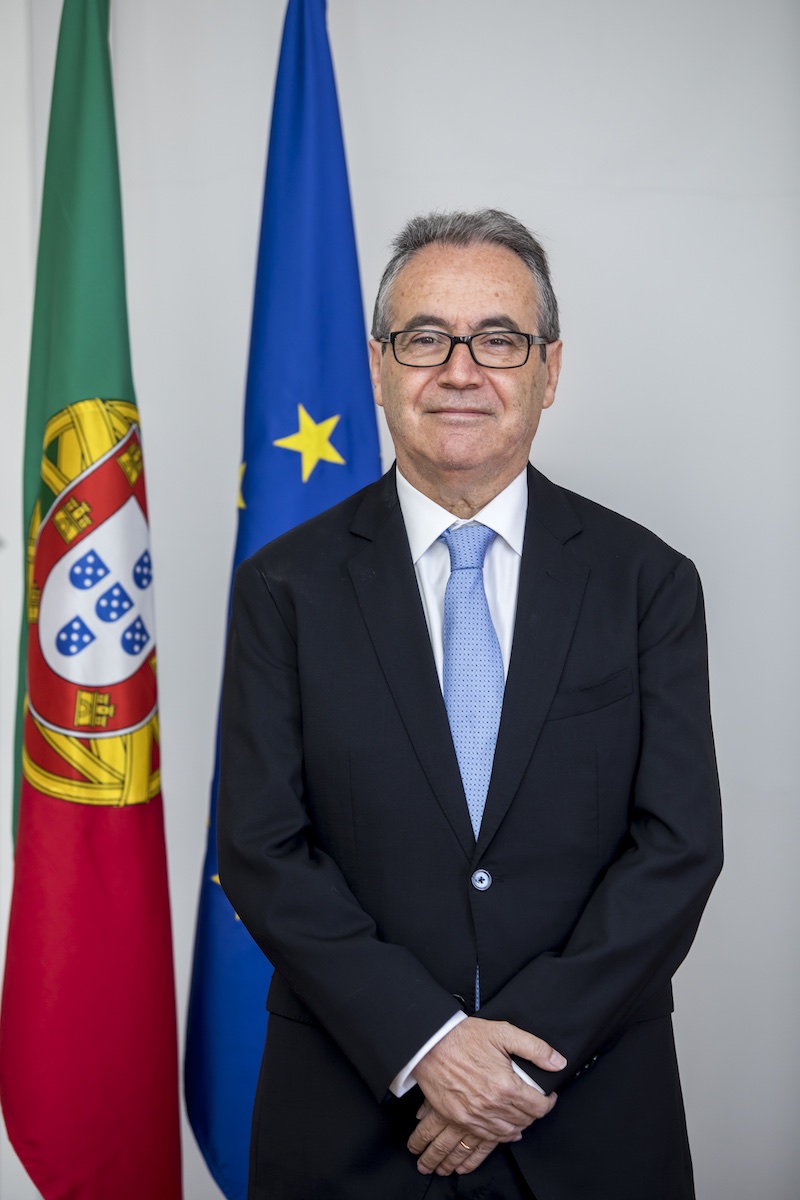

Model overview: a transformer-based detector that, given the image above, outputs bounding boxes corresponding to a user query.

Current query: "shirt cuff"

[511,1059,545,1094]
[389,1011,466,1097]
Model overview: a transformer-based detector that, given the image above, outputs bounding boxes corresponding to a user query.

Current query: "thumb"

[500,1023,567,1073]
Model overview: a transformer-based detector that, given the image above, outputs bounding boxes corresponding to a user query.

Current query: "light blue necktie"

[441,523,505,841]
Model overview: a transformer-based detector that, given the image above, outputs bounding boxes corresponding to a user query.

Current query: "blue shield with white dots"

[96,583,134,623]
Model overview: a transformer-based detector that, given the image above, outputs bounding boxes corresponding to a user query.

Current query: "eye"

[477,331,516,348]
[404,329,448,346]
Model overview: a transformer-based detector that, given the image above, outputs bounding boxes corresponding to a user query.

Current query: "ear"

[368,339,385,408]
[541,340,562,410]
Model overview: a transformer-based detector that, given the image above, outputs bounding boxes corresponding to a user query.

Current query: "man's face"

[369,242,562,499]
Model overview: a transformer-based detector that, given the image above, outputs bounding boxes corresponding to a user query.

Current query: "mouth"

[427,407,493,419]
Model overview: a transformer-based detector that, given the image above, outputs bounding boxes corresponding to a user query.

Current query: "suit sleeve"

[216,558,460,1100]
[478,554,723,1090]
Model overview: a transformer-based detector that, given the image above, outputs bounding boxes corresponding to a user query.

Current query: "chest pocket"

[546,666,633,721]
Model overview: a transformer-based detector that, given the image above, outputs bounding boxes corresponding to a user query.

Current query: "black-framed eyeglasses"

[380,329,548,369]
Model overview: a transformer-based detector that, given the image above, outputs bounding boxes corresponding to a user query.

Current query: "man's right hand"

[408,1017,565,1175]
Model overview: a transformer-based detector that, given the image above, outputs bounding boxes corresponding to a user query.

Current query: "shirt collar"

[396,466,528,564]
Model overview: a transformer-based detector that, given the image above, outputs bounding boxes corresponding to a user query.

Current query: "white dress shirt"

[389,467,542,1097]
[396,466,527,686]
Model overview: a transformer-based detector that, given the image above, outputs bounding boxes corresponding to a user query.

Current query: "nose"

[437,340,484,387]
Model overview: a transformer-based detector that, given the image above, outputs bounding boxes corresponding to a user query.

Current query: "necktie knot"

[441,523,496,571]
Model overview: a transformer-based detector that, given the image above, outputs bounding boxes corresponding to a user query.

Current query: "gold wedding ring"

[459,1139,474,1152]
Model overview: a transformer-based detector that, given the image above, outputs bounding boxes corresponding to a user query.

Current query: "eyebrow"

[401,313,526,333]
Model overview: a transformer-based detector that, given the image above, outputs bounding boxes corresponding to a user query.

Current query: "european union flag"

[184,3,381,1195]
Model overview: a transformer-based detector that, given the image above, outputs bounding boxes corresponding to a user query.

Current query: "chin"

[432,430,494,463]
[427,453,497,477]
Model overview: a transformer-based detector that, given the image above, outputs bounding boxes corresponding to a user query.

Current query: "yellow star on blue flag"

[273,404,345,482]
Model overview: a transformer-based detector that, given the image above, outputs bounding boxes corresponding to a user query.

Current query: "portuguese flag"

[0,2,182,1196]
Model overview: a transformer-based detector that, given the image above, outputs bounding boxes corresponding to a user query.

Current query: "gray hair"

[370,208,560,344]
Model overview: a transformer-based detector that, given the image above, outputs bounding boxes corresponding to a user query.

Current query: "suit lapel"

[347,471,475,859]
[476,467,589,856]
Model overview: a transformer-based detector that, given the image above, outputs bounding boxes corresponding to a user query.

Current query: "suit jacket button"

[471,869,492,891]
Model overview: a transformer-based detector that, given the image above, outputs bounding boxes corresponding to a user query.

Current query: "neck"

[396,457,527,519]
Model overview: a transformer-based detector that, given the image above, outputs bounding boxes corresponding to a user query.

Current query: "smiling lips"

[427,406,493,418]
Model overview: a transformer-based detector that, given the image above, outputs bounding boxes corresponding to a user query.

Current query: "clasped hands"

[408,1017,566,1177]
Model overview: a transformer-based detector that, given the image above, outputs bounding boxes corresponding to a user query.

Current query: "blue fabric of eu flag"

[184,3,381,1196]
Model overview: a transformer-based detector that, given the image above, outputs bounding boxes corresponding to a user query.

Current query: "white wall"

[1,1,798,1196]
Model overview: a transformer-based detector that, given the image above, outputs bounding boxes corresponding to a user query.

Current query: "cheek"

[509,381,545,424]
[377,392,416,443]
[381,379,420,422]
[502,391,535,424]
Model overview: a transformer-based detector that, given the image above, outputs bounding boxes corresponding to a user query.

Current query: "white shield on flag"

[38,496,156,689]
[27,423,158,739]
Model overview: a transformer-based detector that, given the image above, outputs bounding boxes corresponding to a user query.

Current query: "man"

[218,209,722,1199]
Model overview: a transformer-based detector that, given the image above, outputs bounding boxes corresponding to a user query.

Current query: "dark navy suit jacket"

[218,465,722,1200]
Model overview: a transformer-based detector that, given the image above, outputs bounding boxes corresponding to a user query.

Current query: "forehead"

[389,242,539,329]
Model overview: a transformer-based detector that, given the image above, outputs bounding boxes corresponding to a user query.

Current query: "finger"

[411,1105,522,1147]
[485,1093,554,1138]
[415,1128,466,1175]
[434,1134,497,1177]
[501,1023,567,1073]
[454,1112,524,1142]
[407,1111,447,1156]
[454,1141,496,1175]
[453,1075,553,1134]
